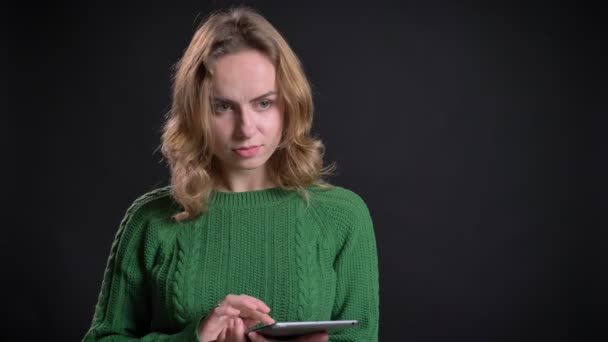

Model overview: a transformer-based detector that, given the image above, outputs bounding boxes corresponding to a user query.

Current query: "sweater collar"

[208,187,294,209]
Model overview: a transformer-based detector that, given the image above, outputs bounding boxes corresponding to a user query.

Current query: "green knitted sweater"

[83,185,379,341]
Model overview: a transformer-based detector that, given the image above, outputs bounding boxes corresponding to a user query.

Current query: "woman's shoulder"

[307,183,369,211]
[306,183,372,225]
[122,186,179,225]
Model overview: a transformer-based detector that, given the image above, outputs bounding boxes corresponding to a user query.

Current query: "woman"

[83,7,378,342]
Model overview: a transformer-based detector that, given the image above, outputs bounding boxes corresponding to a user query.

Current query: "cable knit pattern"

[295,215,313,321]
[172,235,188,325]
[83,185,379,341]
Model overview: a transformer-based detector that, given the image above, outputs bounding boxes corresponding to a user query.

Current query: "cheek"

[209,120,232,151]
[210,119,230,138]
[268,111,284,139]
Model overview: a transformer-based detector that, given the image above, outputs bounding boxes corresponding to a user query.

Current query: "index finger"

[237,294,271,313]
[239,308,275,325]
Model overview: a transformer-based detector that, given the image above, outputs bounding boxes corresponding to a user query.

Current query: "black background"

[3,0,606,341]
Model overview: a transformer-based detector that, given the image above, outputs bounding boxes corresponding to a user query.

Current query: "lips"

[233,145,261,158]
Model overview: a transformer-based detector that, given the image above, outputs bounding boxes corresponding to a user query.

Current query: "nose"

[234,107,256,139]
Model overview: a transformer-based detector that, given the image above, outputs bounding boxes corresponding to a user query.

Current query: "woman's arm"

[329,194,380,342]
[82,197,201,342]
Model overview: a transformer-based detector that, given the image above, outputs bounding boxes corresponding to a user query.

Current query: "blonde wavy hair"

[160,6,333,221]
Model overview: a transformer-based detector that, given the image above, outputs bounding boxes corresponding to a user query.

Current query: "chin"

[221,153,273,172]
[233,160,267,171]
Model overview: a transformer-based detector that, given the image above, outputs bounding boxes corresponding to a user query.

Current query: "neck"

[214,166,277,193]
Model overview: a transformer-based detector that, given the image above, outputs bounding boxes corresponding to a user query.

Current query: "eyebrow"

[212,91,277,104]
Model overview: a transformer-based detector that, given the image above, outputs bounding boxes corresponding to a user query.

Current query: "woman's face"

[209,49,284,179]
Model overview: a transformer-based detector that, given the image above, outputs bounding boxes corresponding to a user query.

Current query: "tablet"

[248,320,358,339]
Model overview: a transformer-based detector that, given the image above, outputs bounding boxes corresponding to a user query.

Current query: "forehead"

[211,49,277,101]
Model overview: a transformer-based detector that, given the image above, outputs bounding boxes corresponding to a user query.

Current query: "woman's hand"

[198,294,275,342]
[215,317,247,342]
[246,331,329,342]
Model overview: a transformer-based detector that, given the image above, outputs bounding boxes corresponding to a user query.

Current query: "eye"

[214,102,233,113]
[257,99,273,110]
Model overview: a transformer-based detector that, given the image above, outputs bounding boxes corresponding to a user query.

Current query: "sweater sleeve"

[82,195,201,342]
[329,193,380,342]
